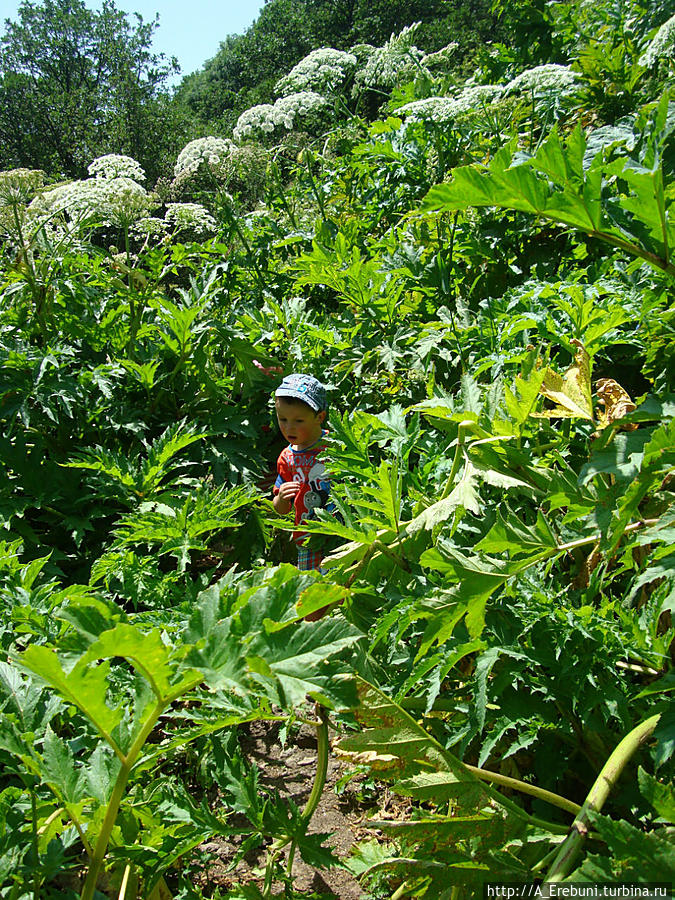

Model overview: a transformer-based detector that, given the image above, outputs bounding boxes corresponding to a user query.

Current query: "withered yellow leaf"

[596,377,638,430]
[534,339,594,420]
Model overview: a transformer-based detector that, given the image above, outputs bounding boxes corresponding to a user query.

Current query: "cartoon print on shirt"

[298,460,331,526]
[273,439,332,542]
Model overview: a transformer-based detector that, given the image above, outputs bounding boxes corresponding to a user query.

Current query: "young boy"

[273,373,331,571]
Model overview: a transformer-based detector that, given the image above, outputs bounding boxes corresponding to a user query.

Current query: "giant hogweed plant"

[259,91,675,892]
[282,349,674,890]
[0,565,361,899]
[0,11,674,896]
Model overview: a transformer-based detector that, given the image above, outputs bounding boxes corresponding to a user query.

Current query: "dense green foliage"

[0,0,674,898]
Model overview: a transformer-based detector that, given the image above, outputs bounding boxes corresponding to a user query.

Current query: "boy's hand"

[274,481,301,514]
[277,481,301,501]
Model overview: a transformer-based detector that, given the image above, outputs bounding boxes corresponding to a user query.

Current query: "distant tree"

[0,0,184,180]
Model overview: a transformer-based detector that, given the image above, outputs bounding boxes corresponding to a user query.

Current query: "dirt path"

[198,720,376,898]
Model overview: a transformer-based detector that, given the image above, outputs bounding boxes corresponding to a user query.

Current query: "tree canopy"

[0,0,183,179]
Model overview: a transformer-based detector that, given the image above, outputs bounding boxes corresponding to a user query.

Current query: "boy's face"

[275,397,325,449]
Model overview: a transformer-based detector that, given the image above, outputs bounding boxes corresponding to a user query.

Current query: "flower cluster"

[275,48,357,97]
[421,42,459,71]
[174,136,235,180]
[28,176,154,230]
[96,177,155,227]
[233,92,328,142]
[350,44,376,67]
[0,169,46,239]
[398,85,503,124]
[504,64,578,97]
[87,154,146,183]
[0,168,45,207]
[0,169,45,230]
[164,202,217,233]
[29,180,103,221]
[354,23,427,91]
[234,104,276,140]
[639,13,675,68]
[131,216,169,240]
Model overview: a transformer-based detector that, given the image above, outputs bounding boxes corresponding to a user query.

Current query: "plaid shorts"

[297,547,325,571]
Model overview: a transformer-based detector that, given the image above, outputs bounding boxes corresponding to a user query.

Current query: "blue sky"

[2,0,267,83]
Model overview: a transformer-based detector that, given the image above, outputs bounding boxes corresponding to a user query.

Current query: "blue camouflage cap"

[275,373,327,413]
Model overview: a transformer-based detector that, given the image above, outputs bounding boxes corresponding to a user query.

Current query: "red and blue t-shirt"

[273,436,331,544]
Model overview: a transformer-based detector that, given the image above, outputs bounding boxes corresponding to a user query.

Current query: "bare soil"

[196,719,380,898]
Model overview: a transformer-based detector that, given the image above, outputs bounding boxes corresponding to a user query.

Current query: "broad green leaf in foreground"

[420,107,675,277]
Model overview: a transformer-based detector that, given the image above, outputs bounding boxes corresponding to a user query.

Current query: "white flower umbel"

[273,92,328,128]
[164,202,217,234]
[174,136,236,180]
[233,92,328,143]
[505,64,578,97]
[0,169,46,239]
[0,168,45,207]
[275,48,357,97]
[398,85,503,124]
[421,42,459,71]
[88,154,146,183]
[0,169,45,231]
[233,104,277,142]
[28,176,153,230]
[24,179,105,243]
[355,23,428,91]
[640,12,675,68]
[96,177,154,227]
[131,216,169,240]
[28,180,104,220]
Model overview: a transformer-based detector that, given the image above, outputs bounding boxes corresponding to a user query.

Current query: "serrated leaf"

[296,831,341,869]
[638,767,675,820]
[338,679,487,787]
[85,744,121,804]
[346,837,392,876]
[57,595,126,643]
[20,646,124,747]
[576,810,675,881]
[504,369,546,426]
[406,461,480,534]
[475,508,558,557]
[393,771,489,807]
[0,717,37,763]
[247,618,361,709]
[653,705,675,768]
[82,624,200,701]
[294,582,349,620]
[421,124,675,274]
[579,429,652,484]
[42,725,86,803]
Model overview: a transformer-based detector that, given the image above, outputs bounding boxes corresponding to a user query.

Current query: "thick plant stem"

[80,702,165,900]
[80,755,132,900]
[390,881,410,900]
[440,421,473,499]
[544,713,661,883]
[31,789,40,900]
[463,764,581,816]
[287,707,330,877]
